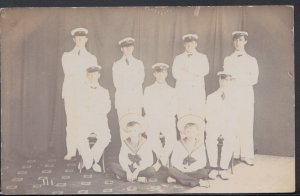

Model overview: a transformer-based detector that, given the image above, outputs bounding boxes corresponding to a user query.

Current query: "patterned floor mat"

[1,154,190,194]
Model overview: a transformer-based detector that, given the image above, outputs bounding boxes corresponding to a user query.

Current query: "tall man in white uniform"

[205,71,238,180]
[77,65,111,172]
[61,27,98,160]
[112,37,145,140]
[143,63,177,169]
[172,34,209,118]
[223,31,259,165]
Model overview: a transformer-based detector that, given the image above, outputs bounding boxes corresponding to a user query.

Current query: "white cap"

[86,65,102,72]
[71,27,88,36]
[232,31,248,37]
[118,37,135,46]
[177,114,205,133]
[152,63,169,70]
[182,34,198,41]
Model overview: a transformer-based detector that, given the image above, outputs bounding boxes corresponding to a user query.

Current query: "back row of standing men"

[61,27,259,184]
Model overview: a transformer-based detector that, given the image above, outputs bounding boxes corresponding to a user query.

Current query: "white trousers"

[77,123,111,170]
[146,116,177,164]
[234,102,255,159]
[64,97,79,157]
[206,131,235,170]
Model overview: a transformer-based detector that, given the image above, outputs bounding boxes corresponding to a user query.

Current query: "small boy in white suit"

[167,115,210,188]
[143,63,177,169]
[76,65,111,173]
[111,113,156,183]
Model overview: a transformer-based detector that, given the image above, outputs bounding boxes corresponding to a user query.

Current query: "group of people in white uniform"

[61,27,259,187]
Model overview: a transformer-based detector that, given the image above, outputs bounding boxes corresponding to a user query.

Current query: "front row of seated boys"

[77,63,237,188]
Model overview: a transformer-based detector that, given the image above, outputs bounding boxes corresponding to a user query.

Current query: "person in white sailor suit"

[167,115,210,188]
[110,113,156,183]
[112,37,145,130]
[205,70,238,180]
[61,27,98,160]
[172,34,210,118]
[143,63,177,169]
[223,31,259,166]
[76,65,111,172]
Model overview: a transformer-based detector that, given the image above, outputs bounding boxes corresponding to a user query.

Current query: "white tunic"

[112,55,145,117]
[143,82,177,161]
[62,47,98,99]
[171,140,207,173]
[77,82,111,139]
[119,136,154,173]
[172,51,209,118]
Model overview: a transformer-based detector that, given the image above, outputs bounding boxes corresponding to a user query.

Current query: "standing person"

[223,31,259,165]
[143,63,177,169]
[167,115,210,188]
[111,113,156,183]
[61,27,98,160]
[205,71,238,180]
[172,34,209,118]
[112,37,145,140]
[77,65,111,173]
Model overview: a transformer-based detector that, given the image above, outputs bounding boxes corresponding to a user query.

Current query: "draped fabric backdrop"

[1,6,294,160]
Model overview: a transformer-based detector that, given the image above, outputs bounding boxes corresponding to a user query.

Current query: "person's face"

[233,35,247,51]
[184,126,198,140]
[126,124,141,140]
[87,72,100,85]
[73,36,88,48]
[121,45,134,56]
[184,41,197,53]
[153,70,168,83]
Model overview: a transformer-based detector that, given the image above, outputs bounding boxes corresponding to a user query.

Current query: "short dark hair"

[233,33,248,41]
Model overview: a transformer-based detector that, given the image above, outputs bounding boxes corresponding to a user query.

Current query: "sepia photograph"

[1,5,295,194]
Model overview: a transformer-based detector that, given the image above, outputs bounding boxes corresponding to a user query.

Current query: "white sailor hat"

[119,113,147,138]
[152,63,169,72]
[232,31,248,37]
[182,34,198,42]
[177,114,205,133]
[118,37,135,47]
[71,27,88,37]
[86,65,102,73]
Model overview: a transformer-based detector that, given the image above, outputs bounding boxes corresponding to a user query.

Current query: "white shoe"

[64,154,73,161]
[92,163,102,173]
[208,169,218,180]
[199,179,210,188]
[137,177,147,183]
[219,170,230,180]
[167,176,176,183]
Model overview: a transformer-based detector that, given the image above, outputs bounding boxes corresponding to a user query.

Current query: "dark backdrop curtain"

[1,6,294,160]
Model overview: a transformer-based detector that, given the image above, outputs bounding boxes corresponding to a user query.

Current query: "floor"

[1,154,295,194]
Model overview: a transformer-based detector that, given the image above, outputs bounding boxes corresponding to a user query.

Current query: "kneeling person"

[111,113,156,183]
[168,115,210,188]
[77,65,111,172]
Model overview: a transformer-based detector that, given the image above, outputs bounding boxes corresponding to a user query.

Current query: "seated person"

[77,65,111,172]
[143,63,177,170]
[205,70,237,180]
[111,113,156,183]
[167,115,210,188]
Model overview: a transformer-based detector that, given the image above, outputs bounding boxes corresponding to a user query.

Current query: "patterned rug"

[1,152,191,194]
